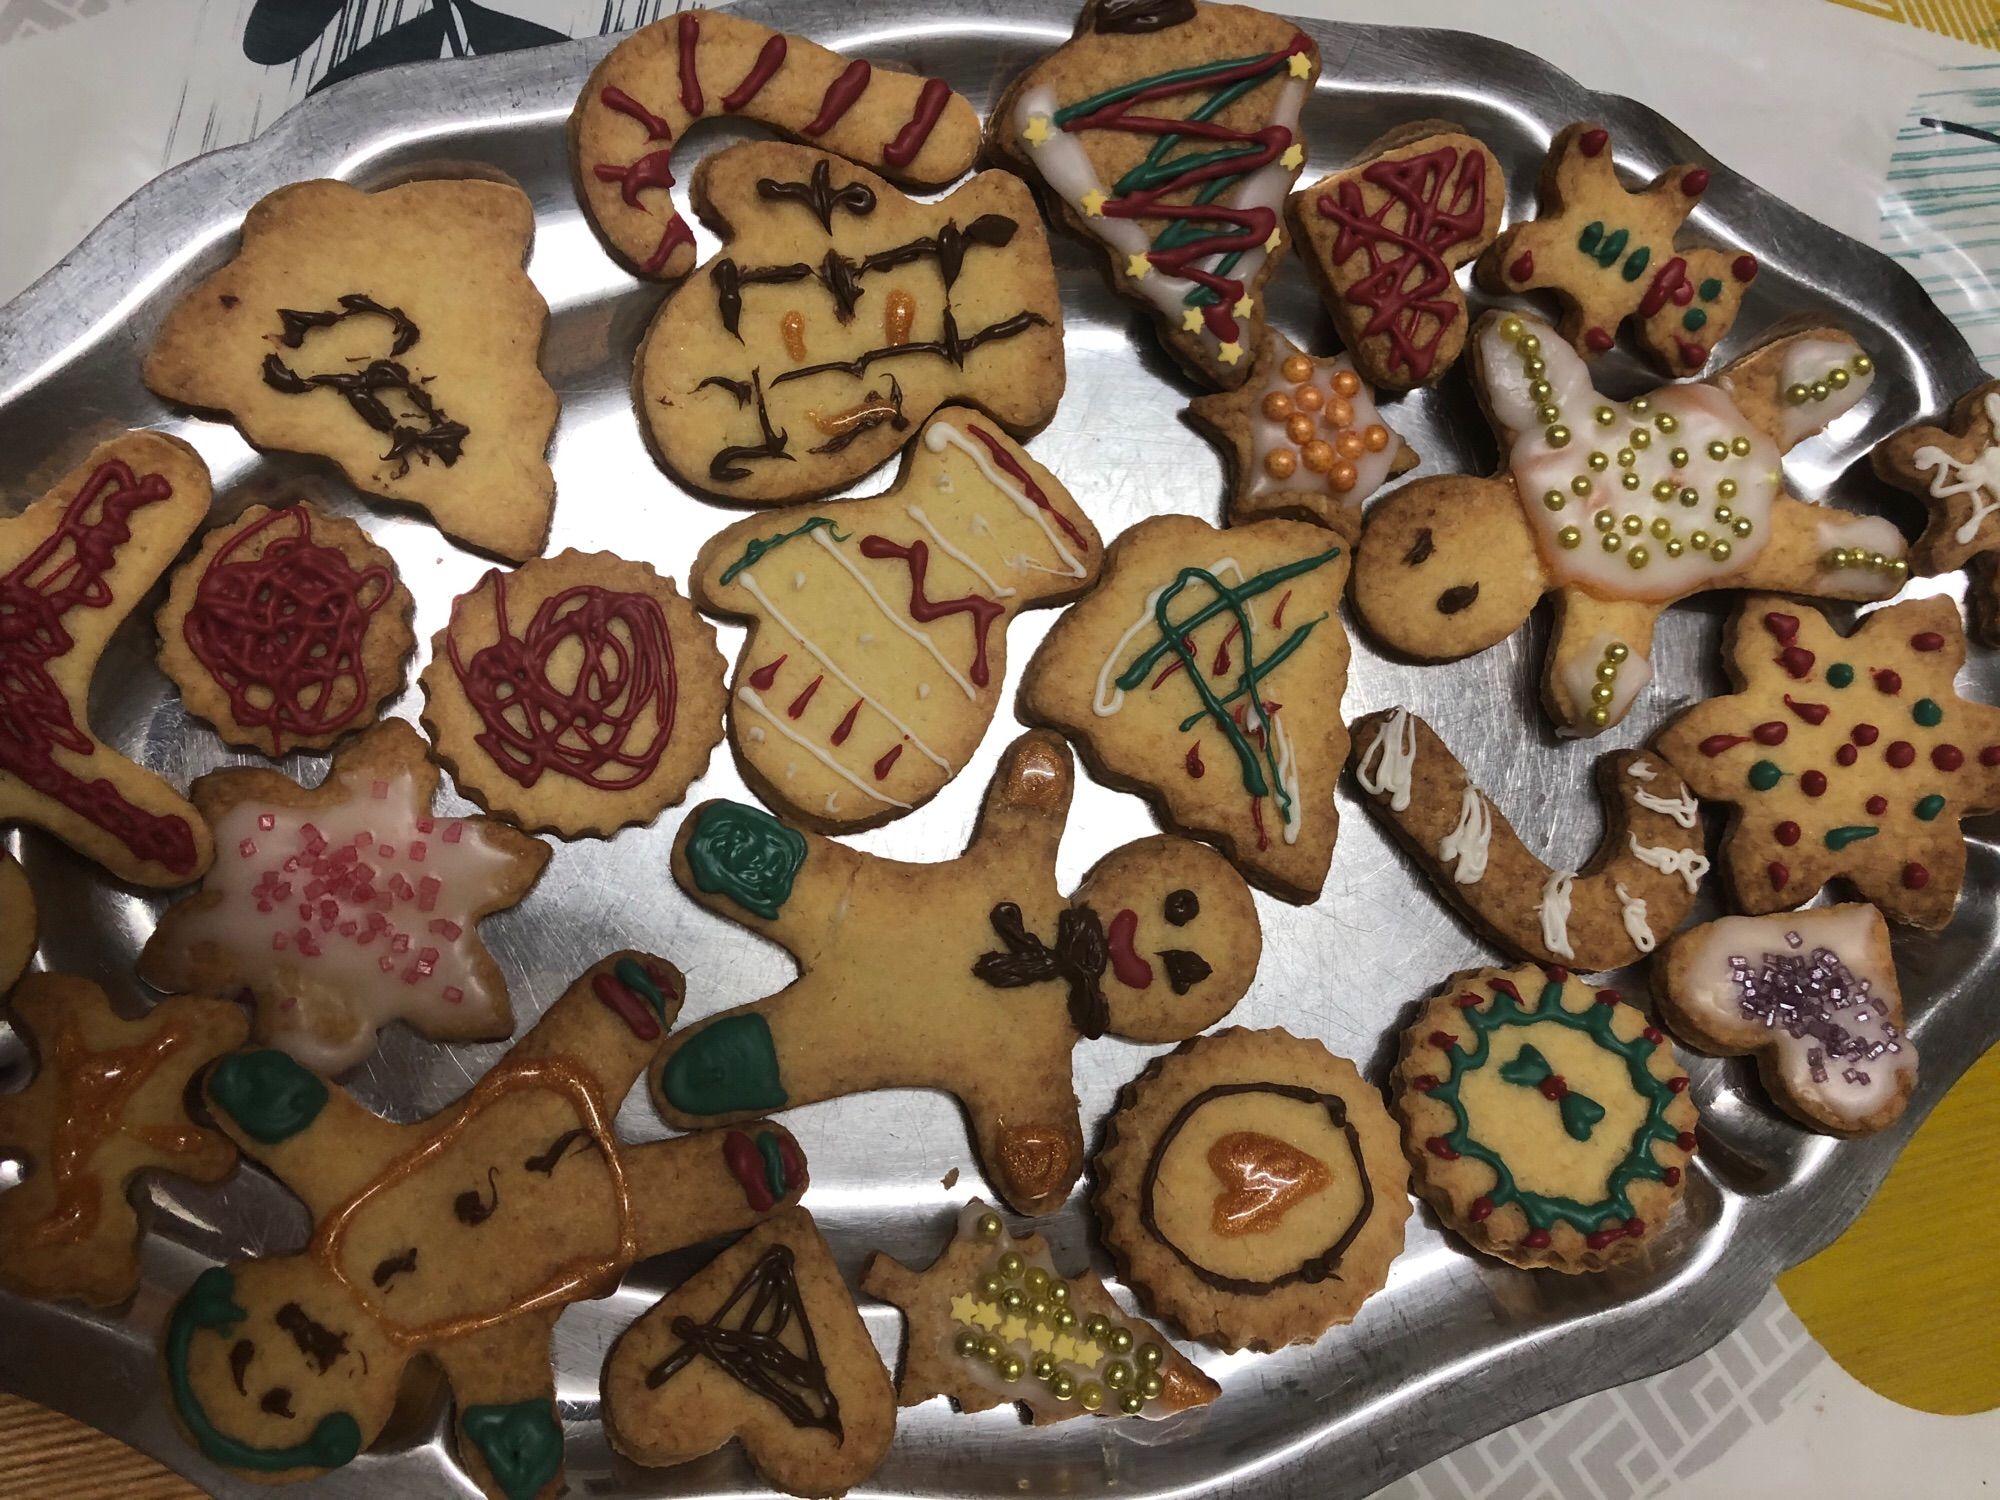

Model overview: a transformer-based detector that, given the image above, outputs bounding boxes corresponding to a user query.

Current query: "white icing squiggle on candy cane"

[1538,871,1576,961]
[1614,881,1655,953]
[923,421,1087,580]
[1631,774,1700,829]
[1356,709,1417,812]
[1093,558,1243,716]
[1628,833,1710,893]
[1912,392,2000,546]
[1437,786,1491,885]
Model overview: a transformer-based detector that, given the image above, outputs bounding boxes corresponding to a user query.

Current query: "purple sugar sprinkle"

[1725,940,1903,1091]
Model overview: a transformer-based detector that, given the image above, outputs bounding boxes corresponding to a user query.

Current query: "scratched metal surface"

[0,2,1992,1497]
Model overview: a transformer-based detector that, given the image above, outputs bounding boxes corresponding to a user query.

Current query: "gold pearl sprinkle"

[1594,406,1616,426]
[1588,451,1610,471]
[1669,447,1690,468]
[1617,447,1636,467]
[1559,526,1582,548]
[1500,316,1525,341]
[1547,424,1571,448]
[1631,429,1652,450]
[1543,489,1566,510]
[1706,440,1729,461]
[1653,479,1677,500]
[1571,474,1593,496]
[1714,504,1734,524]
[1596,661,1618,682]
[1828,367,1850,390]
[1521,333,1541,354]
[1657,413,1679,434]
[1591,682,1615,703]
[1691,529,1711,549]
[1593,511,1616,532]
[1650,517,1672,539]
[1711,539,1733,563]
[1622,472,1641,490]
[1785,382,1811,405]
[1716,478,1737,500]
[1537,403,1561,426]
[1601,532,1622,552]
[1731,435,1752,456]
[1665,538,1685,557]
[1525,356,1547,377]
[1608,642,1630,662]
[1627,546,1649,569]
[1854,354,1874,374]
[1530,379,1553,402]
[1810,381,1830,401]
[1630,396,1651,415]
[1588,705,1610,726]
[1680,487,1700,507]
[1733,516,1754,537]
[1621,513,1643,535]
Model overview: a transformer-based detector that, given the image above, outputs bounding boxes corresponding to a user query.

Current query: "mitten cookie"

[1352,311,1904,735]
[144,180,558,561]
[637,142,1063,504]
[1655,905,1914,1136]
[0,432,214,886]
[158,502,415,757]
[1,853,35,993]
[1656,596,2000,929]
[0,975,247,1306]
[1392,963,1698,1273]
[162,953,807,1500]
[1475,122,1759,373]
[989,0,1317,388]
[1285,123,1504,390]
[603,1207,894,1497]
[421,550,726,839]
[656,731,1261,1215]
[1350,708,1708,971]
[1186,331,1416,539]
[693,407,1101,830]
[859,1199,1217,1422]
[1021,514,1350,902]
[139,719,549,1074]
[1872,378,2000,643]
[572,9,979,280]
[1094,1028,1409,1352]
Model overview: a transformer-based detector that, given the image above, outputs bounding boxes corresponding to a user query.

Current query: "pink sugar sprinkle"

[300,822,320,842]
[401,965,423,984]
[408,841,427,862]
[443,986,464,1004]
[392,933,411,954]
[335,845,359,866]
[372,779,389,800]
[367,910,388,929]
[305,879,326,899]
[239,838,258,858]
[442,823,463,845]
[429,918,462,941]
[272,932,288,950]
[339,921,357,936]
[418,876,441,912]
[379,956,395,972]
[415,947,438,977]
[283,855,301,873]
[320,898,338,920]
[417,817,435,834]
[258,813,275,831]
[378,844,394,858]
[274,882,292,900]
[319,915,337,933]
[257,901,272,914]
[297,902,313,921]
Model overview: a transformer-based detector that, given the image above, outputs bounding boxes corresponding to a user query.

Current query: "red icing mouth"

[1106,908,1154,989]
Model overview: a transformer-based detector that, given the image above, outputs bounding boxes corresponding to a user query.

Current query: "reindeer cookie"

[656,731,1262,1215]
[1352,311,1905,735]
[162,953,807,1500]
[1873,378,2000,644]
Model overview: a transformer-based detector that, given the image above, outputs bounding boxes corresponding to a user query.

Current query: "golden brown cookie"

[138,719,550,1074]
[1094,1028,1409,1352]
[1872,378,2000,644]
[603,1207,895,1497]
[859,1199,1217,1421]
[1392,962,1698,1273]
[158,502,416,757]
[144,179,558,561]
[421,550,726,839]
[0,853,34,993]
[0,974,247,1306]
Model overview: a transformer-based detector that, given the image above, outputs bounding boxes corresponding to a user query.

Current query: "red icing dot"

[1873,668,1903,694]
[1429,1030,1459,1050]
[1732,254,1758,282]
[1835,744,1859,766]
[1412,1074,1438,1093]
[1764,611,1800,643]
[1469,1195,1495,1222]
[1668,1076,1691,1093]
[1676,1131,1698,1153]
[1753,721,1788,745]
[1778,646,1816,679]
[1545,966,1571,984]
[1681,167,1710,196]
[1427,1136,1460,1160]
[1594,989,1621,1007]
[1800,770,1827,797]
[1774,820,1800,846]
[1851,723,1880,746]
[1510,250,1535,283]
[1983,745,2000,767]
[1866,795,1888,815]
[1643,1026,1664,1044]
[1454,991,1482,1008]
[1663,1166,1683,1186]
[1903,862,1931,889]
[1585,326,1615,353]
[1886,741,1915,768]
[1934,744,1965,771]
[1785,695,1830,725]
[1768,860,1790,889]
[1911,631,1945,652]
[1524,1229,1554,1249]
[1579,128,1609,157]
[1700,733,1749,756]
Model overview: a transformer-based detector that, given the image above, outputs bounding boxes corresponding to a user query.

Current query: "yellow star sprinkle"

[1218,341,1244,366]
[970,1301,1002,1331]
[1264,228,1283,253]
[1232,295,1254,319]
[1181,307,1205,333]
[1027,1324,1055,1353]
[1288,51,1311,78]
[1051,1334,1079,1362]
[1023,114,1052,146]
[950,1294,981,1327]
[1126,252,1152,279]
[1071,1339,1103,1367]
[1081,190,1108,218]
[999,1316,1028,1343]
[1280,143,1305,170]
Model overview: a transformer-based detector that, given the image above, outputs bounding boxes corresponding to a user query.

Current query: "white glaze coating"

[1356,708,1417,812]
[1437,786,1491,885]
[1538,870,1575,960]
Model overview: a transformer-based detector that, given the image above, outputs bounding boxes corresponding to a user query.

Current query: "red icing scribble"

[873,742,904,780]
[721,34,787,112]
[600,85,671,141]
[884,77,952,169]
[857,536,1003,687]
[1185,741,1205,778]
[677,12,704,115]
[804,59,871,136]
[1105,908,1154,989]
[964,423,1088,551]
[1699,733,1749,756]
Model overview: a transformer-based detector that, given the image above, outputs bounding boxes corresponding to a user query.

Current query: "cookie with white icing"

[1873,378,2000,646]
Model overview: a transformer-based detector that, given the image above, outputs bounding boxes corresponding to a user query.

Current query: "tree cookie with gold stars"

[1392,963,1698,1273]
[1872,378,2000,646]
[0,854,33,993]
[1657,595,2000,930]
[989,0,1318,389]
[0,974,248,1306]
[859,1198,1218,1422]
[1094,1028,1408,1351]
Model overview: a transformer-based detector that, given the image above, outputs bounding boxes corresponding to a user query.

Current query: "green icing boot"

[662,1013,787,1116]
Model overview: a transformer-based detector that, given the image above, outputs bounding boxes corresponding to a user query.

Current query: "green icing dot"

[686,802,807,920]
[1826,663,1855,688]
[1916,793,1947,821]
[1621,245,1652,282]
[1914,698,1944,728]
[462,1400,564,1500]
[1748,760,1784,791]
[209,1050,327,1145]
[1578,221,1604,254]
[662,1013,787,1116]
[1699,277,1723,300]
[1824,825,1879,851]
[1681,307,1708,332]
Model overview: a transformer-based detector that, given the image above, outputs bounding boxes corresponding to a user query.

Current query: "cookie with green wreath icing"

[1391,962,1698,1273]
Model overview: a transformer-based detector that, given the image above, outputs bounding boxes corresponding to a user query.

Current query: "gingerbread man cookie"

[0,853,33,994]
[145,180,558,561]
[637,142,1063,504]
[1022,514,1351,902]
[693,407,1101,830]
[0,974,248,1306]
[163,952,807,1500]
[0,431,214,887]
[1285,123,1505,390]
[139,719,550,1074]
[656,731,1261,1215]
[1873,378,2000,644]
[421,550,727,839]
[1657,596,2000,929]
[1475,122,1759,373]
[859,1199,1217,1423]
[573,9,980,280]
[1353,311,1905,735]
[158,502,416,758]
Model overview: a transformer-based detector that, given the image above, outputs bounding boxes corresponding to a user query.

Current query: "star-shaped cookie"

[1873,379,2000,644]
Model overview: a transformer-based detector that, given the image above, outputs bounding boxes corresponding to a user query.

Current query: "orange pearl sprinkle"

[1326,397,1354,428]
[1261,391,1293,421]
[1335,430,1365,460]
[1364,423,1390,452]
[1330,460,1358,492]
[1281,353,1314,383]
[1285,414,1315,445]
[1263,449,1298,480]
[1294,385,1324,413]
[1301,439,1336,474]
[1333,369,1361,397]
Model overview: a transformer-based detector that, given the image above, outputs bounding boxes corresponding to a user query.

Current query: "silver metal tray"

[0,3,1991,1497]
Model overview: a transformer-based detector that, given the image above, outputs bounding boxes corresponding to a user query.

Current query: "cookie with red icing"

[158,502,416,758]
[0,854,34,994]
[421,550,726,839]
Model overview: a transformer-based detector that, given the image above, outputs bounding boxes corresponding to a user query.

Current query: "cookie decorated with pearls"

[1872,378,2000,645]
[858,1199,1218,1422]
[1094,1027,1408,1351]
[1657,595,2000,929]
[1392,963,1698,1273]
[1351,310,1905,736]
[1655,905,1915,1137]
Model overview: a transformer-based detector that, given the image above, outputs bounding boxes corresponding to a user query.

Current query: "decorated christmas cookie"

[1021,514,1351,902]
[1187,332,1416,539]
[656,731,1261,1215]
[158,502,416,758]
[162,952,805,1500]
[1352,311,1904,735]
[989,0,1318,388]
[1094,1028,1409,1351]
[1392,963,1698,1273]
[1285,123,1505,391]
[1656,906,1915,1136]
[1873,378,2000,644]
[138,719,550,1074]
[603,1207,895,1496]
[1657,596,2000,929]
[0,432,214,887]
[1475,122,1758,373]
[0,974,248,1306]
[144,180,559,561]
[637,142,1063,504]
[692,408,1101,830]
[0,855,30,994]
[572,9,980,281]
[421,550,726,839]
[859,1199,1218,1421]
[1350,709,1708,971]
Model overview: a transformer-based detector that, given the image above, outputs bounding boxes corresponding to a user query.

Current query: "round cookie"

[1392,963,1698,1273]
[1094,1027,1408,1352]
[159,502,416,757]
[421,550,727,839]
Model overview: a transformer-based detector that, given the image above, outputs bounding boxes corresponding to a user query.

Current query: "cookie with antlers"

[1352,311,1904,735]
[1873,378,2000,644]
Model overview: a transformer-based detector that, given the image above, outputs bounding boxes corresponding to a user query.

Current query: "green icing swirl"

[209,1051,328,1145]
[686,802,807,920]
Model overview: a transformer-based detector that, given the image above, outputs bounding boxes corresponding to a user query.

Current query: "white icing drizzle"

[1538,871,1576,960]
[924,420,1087,580]
[738,686,913,810]
[1627,833,1710,893]
[809,525,978,699]
[1628,762,1657,781]
[907,503,1016,597]
[1777,337,1876,446]
[1270,710,1303,847]
[1092,557,1243,716]
[1437,786,1491,885]
[1613,881,1655,953]
[1913,391,2000,545]
[1631,780,1699,829]
[1355,708,1417,812]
